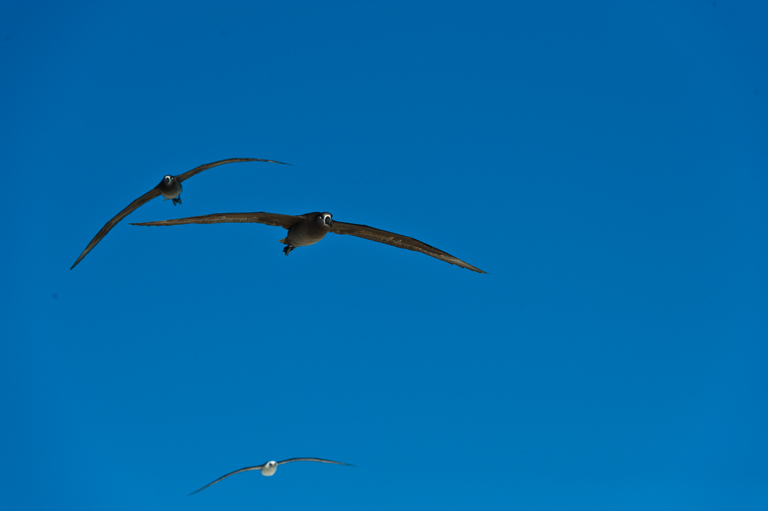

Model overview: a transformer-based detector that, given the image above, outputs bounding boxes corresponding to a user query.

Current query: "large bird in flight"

[132,211,486,273]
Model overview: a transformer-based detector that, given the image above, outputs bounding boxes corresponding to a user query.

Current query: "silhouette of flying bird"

[70,158,288,269]
[189,457,352,495]
[132,211,486,273]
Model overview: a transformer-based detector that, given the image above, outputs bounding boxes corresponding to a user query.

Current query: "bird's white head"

[261,461,278,476]
[163,175,173,185]
[318,212,333,228]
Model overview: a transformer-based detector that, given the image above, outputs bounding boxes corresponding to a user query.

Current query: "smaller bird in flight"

[70,157,288,269]
[189,457,352,495]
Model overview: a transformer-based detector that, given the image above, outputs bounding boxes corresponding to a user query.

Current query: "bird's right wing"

[189,465,265,495]
[70,187,162,269]
[330,221,486,273]
[278,457,353,466]
[175,158,290,183]
[131,212,300,230]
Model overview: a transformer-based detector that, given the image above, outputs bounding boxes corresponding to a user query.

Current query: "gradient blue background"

[2,1,767,509]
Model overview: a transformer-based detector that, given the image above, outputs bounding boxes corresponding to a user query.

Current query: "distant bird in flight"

[132,211,486,273]
[70,157,289,269]
[189,457,352,495]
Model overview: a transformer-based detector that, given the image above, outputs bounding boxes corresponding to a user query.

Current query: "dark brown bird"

[189,457,352,495]
[131,211,486,273]
[70,158,289,269]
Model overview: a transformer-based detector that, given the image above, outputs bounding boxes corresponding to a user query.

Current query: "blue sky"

[1,1,767,509]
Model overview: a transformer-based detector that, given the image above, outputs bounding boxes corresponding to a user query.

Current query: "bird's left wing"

[189,465,265,495]
[70,187,162,269]
[330,221,486,274]
[175,157,289,183]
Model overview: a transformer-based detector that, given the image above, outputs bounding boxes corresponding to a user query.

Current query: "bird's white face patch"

[163,175,173,184]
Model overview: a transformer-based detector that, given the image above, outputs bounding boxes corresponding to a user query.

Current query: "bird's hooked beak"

[325,216,333,227]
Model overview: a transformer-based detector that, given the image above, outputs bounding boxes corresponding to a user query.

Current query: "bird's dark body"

[280,212,332,254]
[157,176,183,204]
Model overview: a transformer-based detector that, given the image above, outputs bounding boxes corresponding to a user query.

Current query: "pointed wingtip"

[466,261,487,274]
[253,158,291,166]
[457,262,486,274]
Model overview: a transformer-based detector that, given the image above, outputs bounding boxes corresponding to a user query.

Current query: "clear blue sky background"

[1,1,767,509]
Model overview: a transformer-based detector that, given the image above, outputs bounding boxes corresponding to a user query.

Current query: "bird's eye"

[164,176,172,184]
